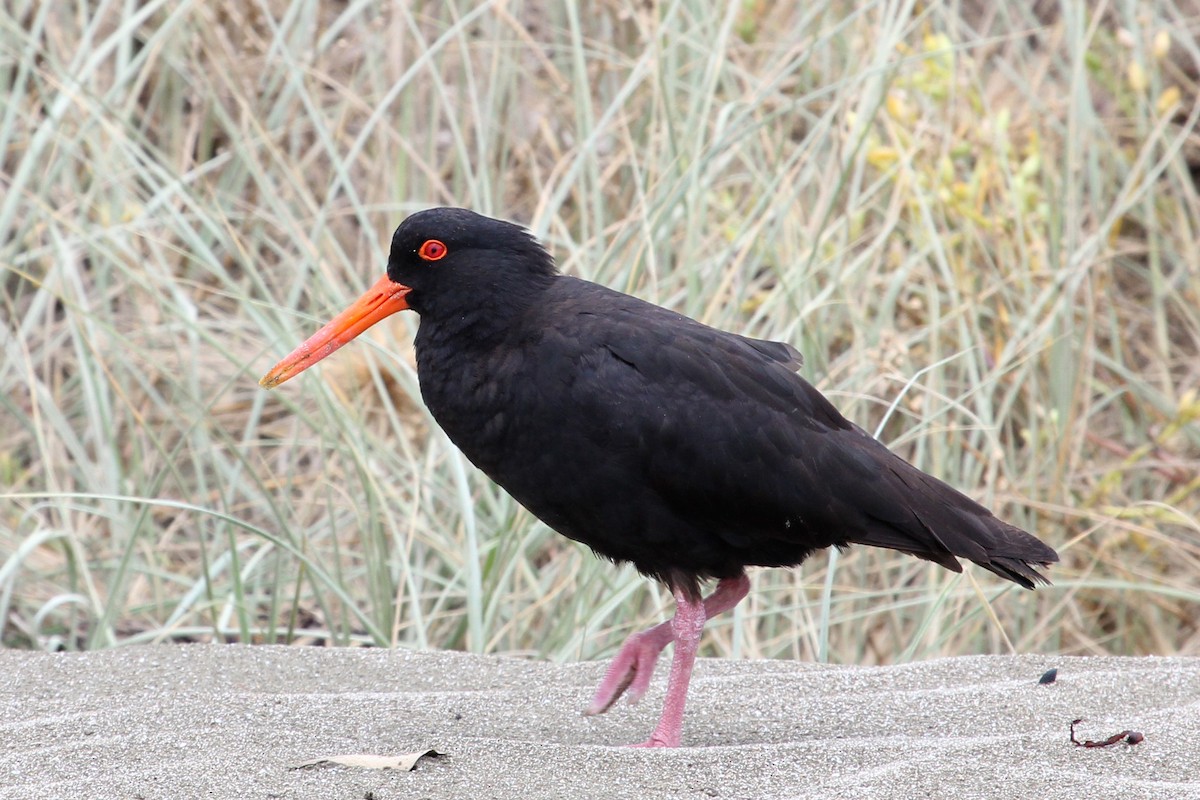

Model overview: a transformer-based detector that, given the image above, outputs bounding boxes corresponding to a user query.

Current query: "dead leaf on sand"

[289,749,442,772]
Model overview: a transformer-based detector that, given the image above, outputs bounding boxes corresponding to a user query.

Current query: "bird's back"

[415,275,1057,595]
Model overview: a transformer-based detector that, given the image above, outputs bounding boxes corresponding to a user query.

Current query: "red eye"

[418,239,447,261]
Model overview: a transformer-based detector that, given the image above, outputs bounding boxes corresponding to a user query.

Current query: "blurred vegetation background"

[2,1,1198,663]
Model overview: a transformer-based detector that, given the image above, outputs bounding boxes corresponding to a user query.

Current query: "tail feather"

[852,454,1059,590]
[970,520,1059,589]
[983,556,1055,589]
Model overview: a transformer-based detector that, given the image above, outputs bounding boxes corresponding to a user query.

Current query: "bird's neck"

[410,278,555,462]
[412,272,556,356]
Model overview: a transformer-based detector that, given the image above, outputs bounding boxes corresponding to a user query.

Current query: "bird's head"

[259,207,554,389]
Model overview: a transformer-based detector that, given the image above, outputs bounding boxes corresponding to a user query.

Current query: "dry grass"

[2,1,1198,662]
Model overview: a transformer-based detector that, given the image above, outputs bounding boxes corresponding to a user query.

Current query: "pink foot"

[583,573,751,748]
[584,623,673,715]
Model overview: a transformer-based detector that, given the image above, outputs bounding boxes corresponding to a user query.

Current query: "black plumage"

[262,207,1058,747]
[387,209,1054,596]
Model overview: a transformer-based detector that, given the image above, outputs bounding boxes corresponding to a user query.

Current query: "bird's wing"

[538,284,1055,587]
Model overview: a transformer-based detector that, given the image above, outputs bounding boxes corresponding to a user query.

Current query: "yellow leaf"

[1153,30,1171,60]
[924,32,951,52]
[1156,86,1181,115]
[1127,61,1147,92]
[867,146,900,169]
[886,90,914,123]
[1180,388,1200,422]
[1108,216,1124,246]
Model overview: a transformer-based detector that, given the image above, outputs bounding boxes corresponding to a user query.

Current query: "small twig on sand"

[1070,719,1144,748]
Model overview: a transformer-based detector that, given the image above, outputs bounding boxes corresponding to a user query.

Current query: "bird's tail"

[853,455,1059,590]
[865,518,1057,590]
[964,519,1059,589]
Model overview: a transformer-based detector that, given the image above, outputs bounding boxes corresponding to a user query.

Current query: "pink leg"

[629,585,704,747]
[584,573,750,746]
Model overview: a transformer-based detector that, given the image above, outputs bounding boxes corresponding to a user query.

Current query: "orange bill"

[260,275,412,389]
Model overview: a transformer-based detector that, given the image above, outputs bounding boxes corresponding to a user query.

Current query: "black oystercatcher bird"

[260,207,1058,747]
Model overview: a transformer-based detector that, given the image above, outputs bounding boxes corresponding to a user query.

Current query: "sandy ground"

[0,646,1196,799]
